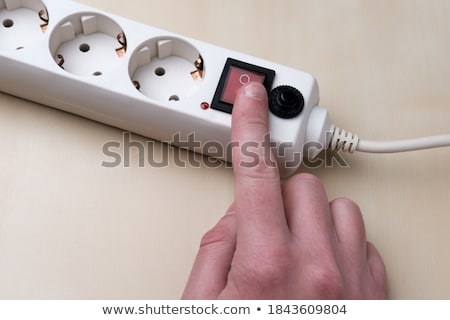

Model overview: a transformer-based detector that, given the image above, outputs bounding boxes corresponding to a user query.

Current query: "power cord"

[329,126,450,154]
[306,106,450,155]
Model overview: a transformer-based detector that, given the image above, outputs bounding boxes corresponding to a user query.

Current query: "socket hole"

[169,95,180,102]
[2,19,14,28]
[79,43,91,53]
[155,67,166,77]
[93,71,102,76]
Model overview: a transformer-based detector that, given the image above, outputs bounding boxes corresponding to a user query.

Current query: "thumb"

[182,208,237,299]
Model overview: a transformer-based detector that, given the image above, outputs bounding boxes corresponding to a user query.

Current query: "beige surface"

[1,0,449,299]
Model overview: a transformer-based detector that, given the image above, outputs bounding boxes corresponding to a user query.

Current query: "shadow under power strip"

[1,0,449,177]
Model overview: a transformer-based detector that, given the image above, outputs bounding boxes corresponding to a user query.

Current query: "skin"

[182,82,387,299]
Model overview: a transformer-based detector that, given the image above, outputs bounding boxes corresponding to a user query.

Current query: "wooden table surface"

[1,0,449,299]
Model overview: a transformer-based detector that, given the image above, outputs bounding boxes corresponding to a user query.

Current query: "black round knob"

[269,85,304,119]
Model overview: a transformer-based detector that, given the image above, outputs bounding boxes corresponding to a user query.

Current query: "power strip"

[0,0,332,177]
[2,0,450,178]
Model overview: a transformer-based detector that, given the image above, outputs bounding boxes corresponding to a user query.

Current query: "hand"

[182,82,386,299]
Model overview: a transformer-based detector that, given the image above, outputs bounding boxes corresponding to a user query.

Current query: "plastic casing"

[0,0,320,177]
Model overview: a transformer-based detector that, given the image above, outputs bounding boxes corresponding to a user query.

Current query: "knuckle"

[199,215,235,249]
[307,264,345,299]
[233,149,278,180]
[244,246,292,284]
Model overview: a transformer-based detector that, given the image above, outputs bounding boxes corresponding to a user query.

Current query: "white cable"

[357,135,450,153]
[329,127,450,154]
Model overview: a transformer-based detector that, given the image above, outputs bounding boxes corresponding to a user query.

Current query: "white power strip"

[0,0,332,177]
[3,0,449,177]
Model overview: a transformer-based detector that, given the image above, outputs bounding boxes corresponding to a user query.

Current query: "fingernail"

[242,82,267,101]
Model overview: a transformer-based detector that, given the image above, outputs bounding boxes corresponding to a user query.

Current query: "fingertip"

[231,82,269,145]
[239,81,268,102]
[282,173,334,246]
[329,197,366,243]
[283,173,324,191]
[283,173,327,205]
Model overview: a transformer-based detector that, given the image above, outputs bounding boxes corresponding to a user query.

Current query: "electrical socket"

[49,12,127,77]
[0,0,49,50]
[0,0,323,177]
[129,36,204,103]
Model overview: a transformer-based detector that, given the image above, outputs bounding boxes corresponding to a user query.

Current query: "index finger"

[231,82,289,249]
